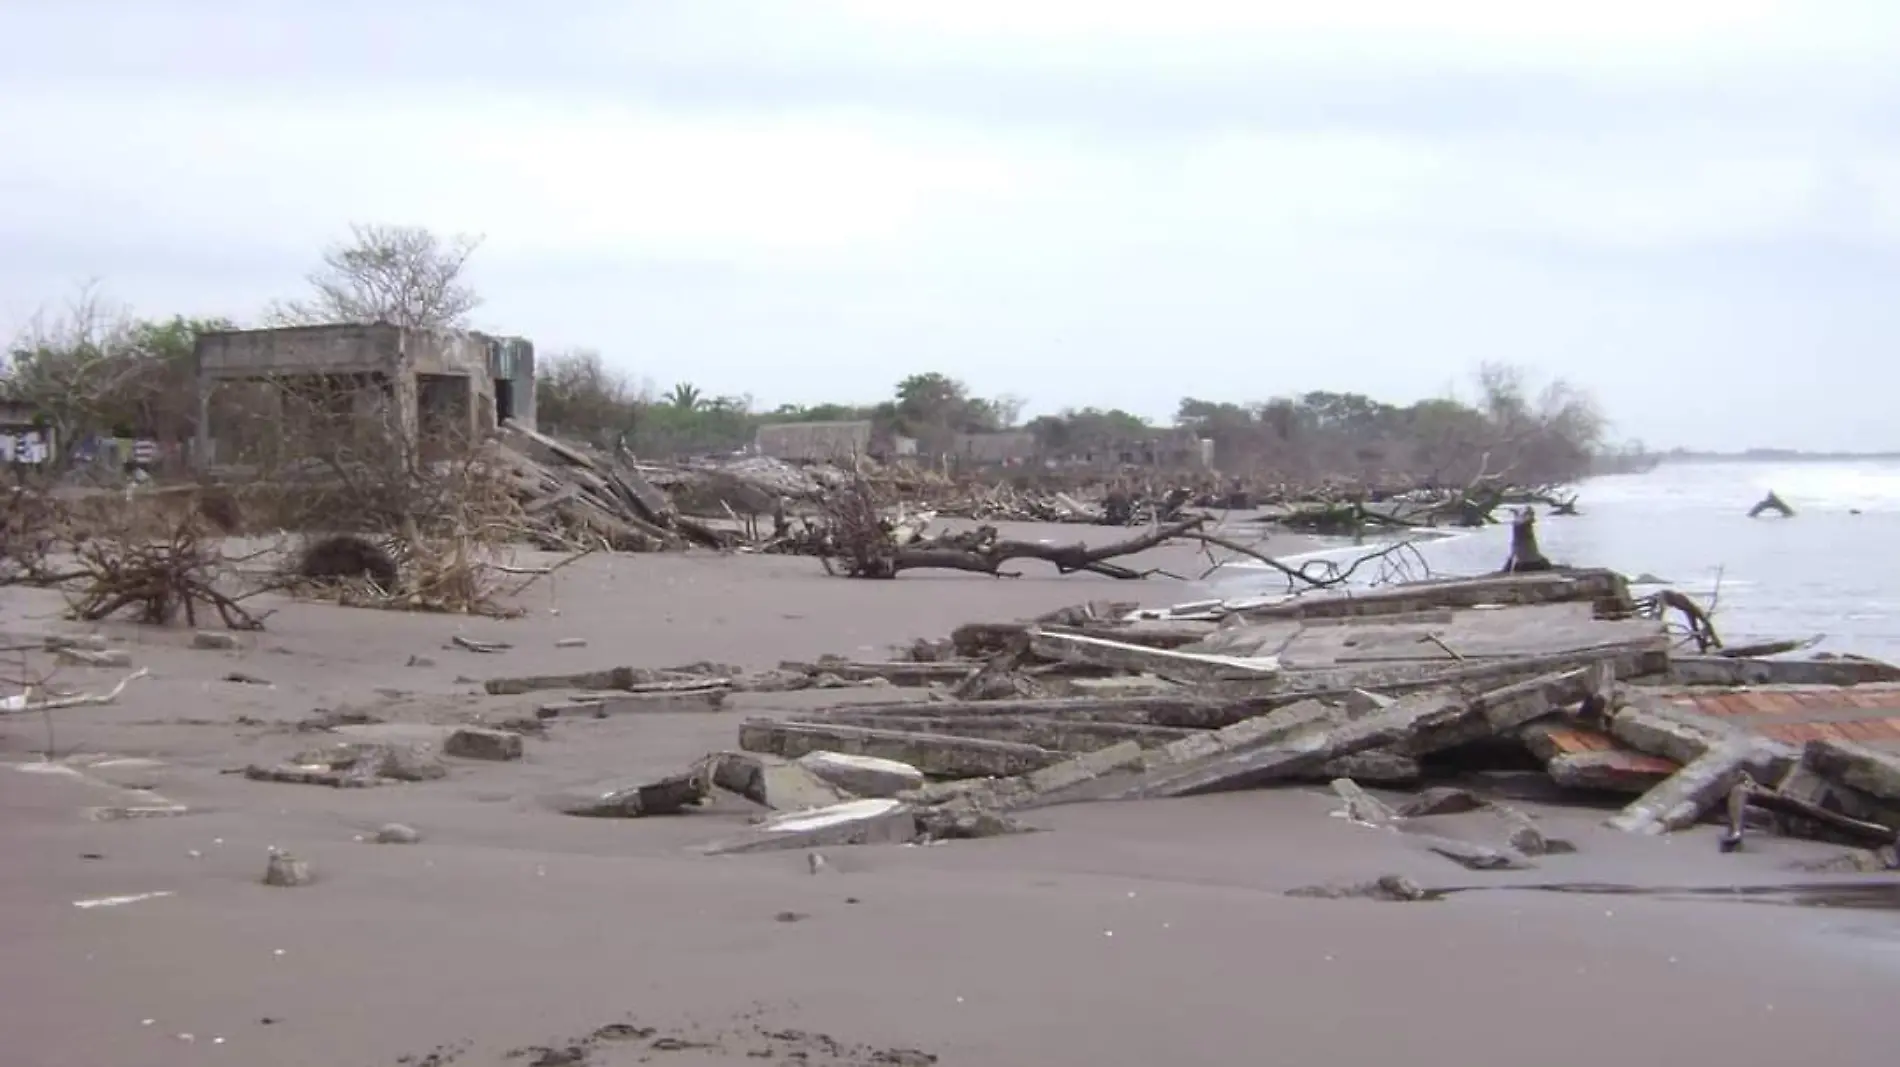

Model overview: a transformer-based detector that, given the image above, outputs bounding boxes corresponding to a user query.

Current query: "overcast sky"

[3,1,1896,451]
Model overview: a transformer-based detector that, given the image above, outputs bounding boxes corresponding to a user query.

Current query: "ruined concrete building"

[191,324,535,469]
[754,420,917,463]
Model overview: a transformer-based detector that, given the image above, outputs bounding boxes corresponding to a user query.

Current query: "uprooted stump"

[1748,490,1795,519]
[64,519,267,630]
[288,532,557,619]
[1500,508,1555,574]
[296,534,401,591]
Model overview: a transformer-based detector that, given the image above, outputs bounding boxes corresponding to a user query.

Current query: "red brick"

[1838,721,1880,742]
[1688,695,1736,717]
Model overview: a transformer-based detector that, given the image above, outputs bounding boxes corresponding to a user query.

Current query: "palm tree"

[664,382,706,411]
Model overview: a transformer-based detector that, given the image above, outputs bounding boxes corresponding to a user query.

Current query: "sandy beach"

[4,525,1897,1067]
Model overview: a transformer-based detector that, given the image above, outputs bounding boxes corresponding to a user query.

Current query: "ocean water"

[1218,459,1900,663]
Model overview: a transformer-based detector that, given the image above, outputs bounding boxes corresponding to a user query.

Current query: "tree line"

[2,223,1609,486]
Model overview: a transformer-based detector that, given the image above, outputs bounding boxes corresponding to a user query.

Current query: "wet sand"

[3,528,1897,1067]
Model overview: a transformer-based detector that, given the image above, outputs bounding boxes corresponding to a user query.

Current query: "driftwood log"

[829,517,1208,580]
[1748,490,1794,519]
[1501,509,1555,574]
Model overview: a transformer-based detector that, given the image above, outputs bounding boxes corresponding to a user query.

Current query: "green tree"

[664,382,705,411]
[3,284,232,457]
[1027,408,1150,452]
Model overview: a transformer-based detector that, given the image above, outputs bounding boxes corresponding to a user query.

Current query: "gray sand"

[3,532,1897,1066]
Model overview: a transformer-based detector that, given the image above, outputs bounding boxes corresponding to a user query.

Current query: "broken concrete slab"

[1306,750,1422,787]
[1043,675,1189,700]
[1799,736,1900,803]
[444,727,524,762]
[910,739,1155,816]
[1090,668,1597,802]
[1775,760,1900,828]
[1403,667,1596,756]
[1407,832,1536,871]
[535,689,730,717]
[819,713,1188,753]
[1229,569,1633,622]
[263,850,313,887]
[1331,778,1398,827]
[1046,691,1459,804]
[738,719,1058,779]
[1669,656,1900,687]
[564,769,712,818]
[1154,700,1336,765]
[709,752,848,811]
[701,798,919,855]
[1606,738,1788,835]
[1606,696,1745,765]
[795,751,926,799]
[952,618,1218,658]
[1260,642,1669,707]
[809,692,1253,730]
[779,660,974,687]
[484,667,732,697]
[1026,628,1280,685]
[245,741,447,787]
[1546,750,1675,793]
[1022,740,1146,796]
[1343,688,1395,714]
[914,801,1027,841]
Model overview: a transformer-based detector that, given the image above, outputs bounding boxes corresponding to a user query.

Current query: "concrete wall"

[951,431,1039,464]
[405,329,490,377]
[196,324,403,378]
[192,323,541,469]
[756,420,874,461]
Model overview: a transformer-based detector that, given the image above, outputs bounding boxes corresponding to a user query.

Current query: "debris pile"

[642,569,1900,861]
[233,564,1900,871]
[490,422,729,551]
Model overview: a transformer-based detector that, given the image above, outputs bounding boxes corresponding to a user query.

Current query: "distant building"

[949,431,1040,467]
[0,399,54,465]
[754,421,916,462]
[1053,428,1213,471]
[191,323,536,469]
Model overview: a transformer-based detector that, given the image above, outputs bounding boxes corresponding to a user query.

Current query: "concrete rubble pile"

[675,569,1900,860]
[488,421,730,552]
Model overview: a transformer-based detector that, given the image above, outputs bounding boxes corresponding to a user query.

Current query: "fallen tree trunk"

[835,517,1208,579]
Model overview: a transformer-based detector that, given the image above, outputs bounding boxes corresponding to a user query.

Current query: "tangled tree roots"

[66,520,267,630]
[296,534,401,591]
[289,532,549,619]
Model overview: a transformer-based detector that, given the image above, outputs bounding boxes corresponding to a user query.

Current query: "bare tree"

[268,223,483,330]
[4,282,136,461]
[534,349,639,446]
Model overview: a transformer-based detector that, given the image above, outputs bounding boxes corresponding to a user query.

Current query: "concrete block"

[701,798,919,855]
[796,751,926,798]
[444,727,524,762]
[711,753,847,811]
